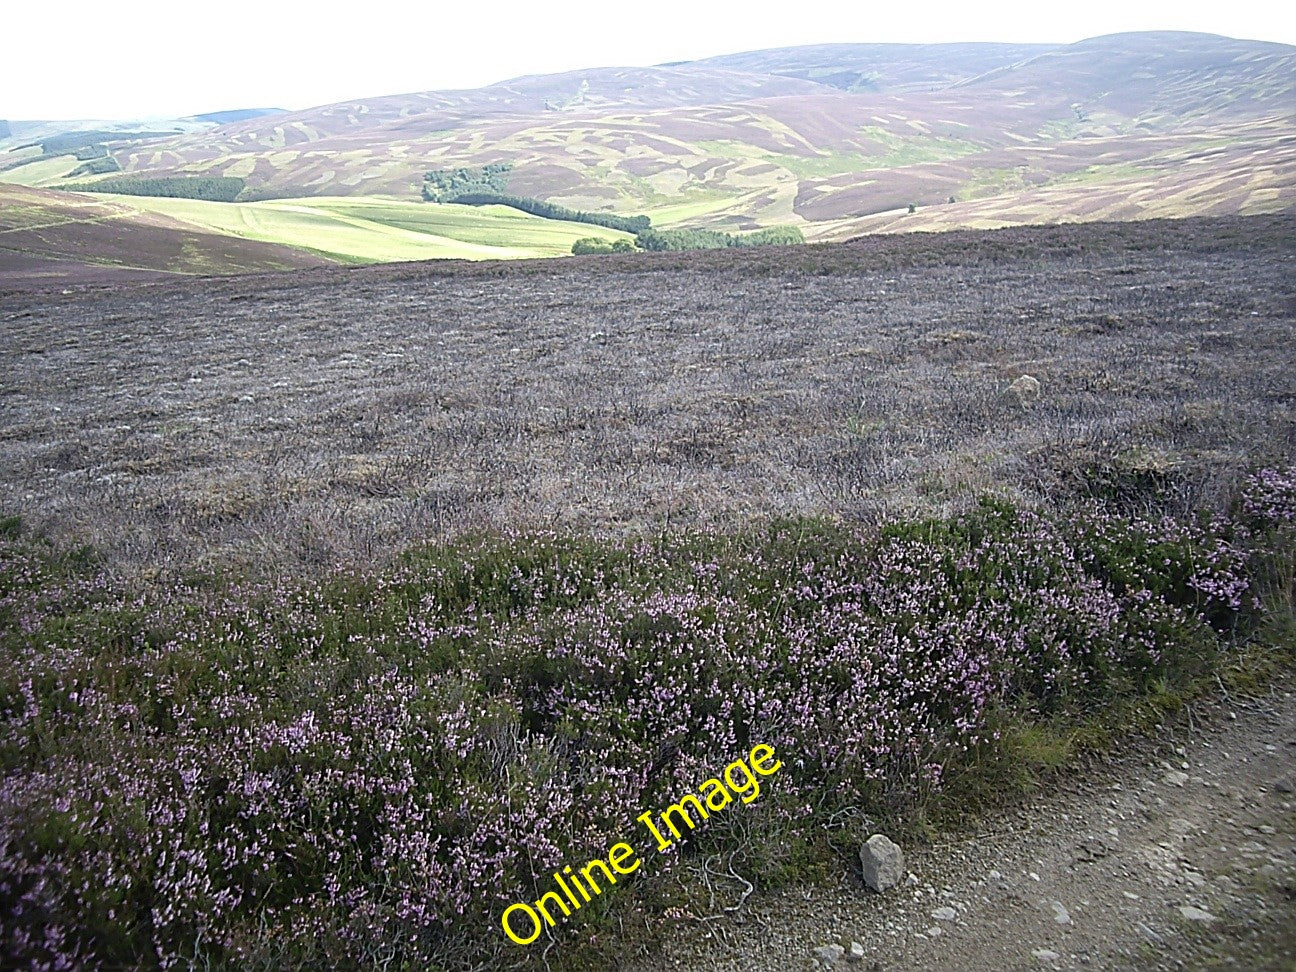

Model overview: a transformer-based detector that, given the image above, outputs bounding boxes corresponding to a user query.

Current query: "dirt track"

[625,682,1296,971]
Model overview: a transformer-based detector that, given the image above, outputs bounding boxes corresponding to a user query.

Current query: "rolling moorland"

[1,31,1294,282]
[1,215,1294,968]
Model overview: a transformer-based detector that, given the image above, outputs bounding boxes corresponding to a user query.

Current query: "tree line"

[68,176,246,202]
[633,225,805,251]
[571,225,805,255]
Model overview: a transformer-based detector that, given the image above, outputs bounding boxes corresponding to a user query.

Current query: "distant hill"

[188,108,286,125]
[3,31,1293,254]
[683,41,1052,91]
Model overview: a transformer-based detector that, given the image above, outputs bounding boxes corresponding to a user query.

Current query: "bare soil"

[625,680,1296,971]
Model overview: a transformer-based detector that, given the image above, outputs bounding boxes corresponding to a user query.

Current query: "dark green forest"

[69,176,246,202]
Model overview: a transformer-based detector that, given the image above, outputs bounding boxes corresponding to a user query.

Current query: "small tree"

[907,203,917,214]
[571,237,613,255]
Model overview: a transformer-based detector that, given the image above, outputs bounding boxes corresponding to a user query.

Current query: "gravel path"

[626,682,1296,971]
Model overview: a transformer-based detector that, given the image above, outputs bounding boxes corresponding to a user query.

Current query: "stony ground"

[625,681,1296,971]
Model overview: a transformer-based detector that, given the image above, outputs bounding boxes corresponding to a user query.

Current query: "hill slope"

[2,30,1292,270]
[95,33,1295,223]
[0,184,332,287]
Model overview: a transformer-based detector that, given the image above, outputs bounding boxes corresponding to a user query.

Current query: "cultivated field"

[0,180,635,275]
[2,215,1292,577]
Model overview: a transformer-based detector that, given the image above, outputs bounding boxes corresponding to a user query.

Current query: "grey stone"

[1007,375,1041,404]
[1051,900,1071,925]
[813,943,846,966]
[1179,905,1217,922]
[1138,922,1164,944]
[860,834,905,893]
[932,906,957,921]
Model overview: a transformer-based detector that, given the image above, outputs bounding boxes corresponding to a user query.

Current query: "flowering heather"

[1,475,1291,970]
[1241,467,1296,529]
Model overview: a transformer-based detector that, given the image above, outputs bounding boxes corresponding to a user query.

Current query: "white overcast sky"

[4,0,1294,120]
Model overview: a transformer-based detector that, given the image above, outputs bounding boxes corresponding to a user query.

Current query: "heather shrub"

[0,475,1287,969]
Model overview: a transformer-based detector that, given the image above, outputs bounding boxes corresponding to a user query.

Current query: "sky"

[4,0,1294,120]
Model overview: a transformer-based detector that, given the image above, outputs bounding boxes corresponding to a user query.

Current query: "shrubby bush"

[571,237,635,255]
[1,471,1292,968]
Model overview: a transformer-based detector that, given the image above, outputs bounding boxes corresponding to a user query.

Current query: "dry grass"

[1,214,1293,578]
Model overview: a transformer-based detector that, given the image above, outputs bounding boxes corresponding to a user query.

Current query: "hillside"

[1,216,1293,969]
[1,30,1292,278]
[0,184,331,286]
[72,32,1296,232]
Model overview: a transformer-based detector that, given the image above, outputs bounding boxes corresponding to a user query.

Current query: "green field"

[78,193,634,262]
[0,153,83,187]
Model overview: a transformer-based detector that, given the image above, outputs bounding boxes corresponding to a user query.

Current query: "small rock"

[1007,374,1041,404]
[1179,905,1217,922]
[932,906,956,921]
[1032,949,1060,963]
[813,943,846,966]
[847,941,865,962]
[925,925,942,937]
[1138,922,1164,944]
[1274,778,1294,794]
[1051,900,1071,925]
[860,834,905,893]
[1164,771,1189,787]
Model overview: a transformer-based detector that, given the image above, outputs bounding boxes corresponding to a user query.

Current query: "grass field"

[0,152,82,187]
[66,193,634,262]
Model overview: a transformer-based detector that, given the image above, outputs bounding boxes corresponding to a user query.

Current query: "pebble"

[1139,922,1164,944]
[1032,948,1060,963]
[1179,905,1217,922]
[1051,900,1072,924]
[932,906,957,921]
[813,943,845,965]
